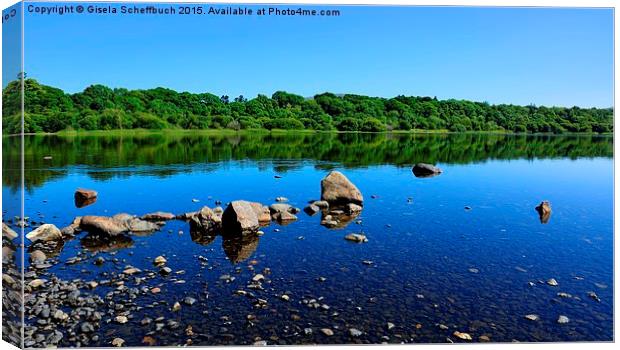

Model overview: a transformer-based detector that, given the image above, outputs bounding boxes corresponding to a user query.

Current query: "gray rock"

[304,204,320,216]
[80,322,95,333]
[349,328,363,337]
[29,250,47,263]
[412,163,442,177]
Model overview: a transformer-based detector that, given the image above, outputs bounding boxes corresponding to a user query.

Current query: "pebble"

[557,315,570,324]
[252,274,265,282]
[349,328,363,337]
[386,322,395,330]
[320,328,334,336]
[173,302,182,311]
[453,331,472,340]
[28,279,46,288]
[80,322,95,333]
[183,297,197,306]
[123,267,141,275]
[111,337,125,347]
[525,314,540,321]
[153,256,167,266]
[114,315,128,324]
[468,268,479,273]
[344,233,368,243]
[160,267,172,276]
[253,340,267,346]
[280,294,290,302]
[588,291,601,302]
[547,278,559,286]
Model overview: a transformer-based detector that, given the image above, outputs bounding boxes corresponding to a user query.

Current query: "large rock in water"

[80,216,129,236]
[320,171,363,205]
[535,201,552,224]
[249,202,271,224]
[190,206,222,234]
[26,224,62,242]
[80,214,160,236]
[412,163,442,178]
[75,188,98,208]
[141,212,176,221]
[222,201,260,234]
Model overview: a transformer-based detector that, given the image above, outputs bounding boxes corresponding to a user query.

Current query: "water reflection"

[2,132,612,192]
[80,234,134,253]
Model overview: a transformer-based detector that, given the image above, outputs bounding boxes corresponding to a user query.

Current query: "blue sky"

[12,3,615,107]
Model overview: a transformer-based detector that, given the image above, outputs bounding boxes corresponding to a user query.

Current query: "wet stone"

[557,315,570,324]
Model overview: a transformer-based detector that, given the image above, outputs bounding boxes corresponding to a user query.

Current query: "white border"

[0,1,616,350]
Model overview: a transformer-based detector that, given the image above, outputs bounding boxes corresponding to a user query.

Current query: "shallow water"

[2,132,614,346]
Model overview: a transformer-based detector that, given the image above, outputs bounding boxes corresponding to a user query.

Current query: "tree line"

[1,79,613,134]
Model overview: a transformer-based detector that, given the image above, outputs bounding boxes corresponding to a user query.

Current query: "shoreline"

[1,129,614,138]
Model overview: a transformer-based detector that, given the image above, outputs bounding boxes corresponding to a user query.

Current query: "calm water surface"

[2,132,614,345]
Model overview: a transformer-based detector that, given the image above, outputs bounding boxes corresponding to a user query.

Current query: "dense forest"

[1,79,613,134]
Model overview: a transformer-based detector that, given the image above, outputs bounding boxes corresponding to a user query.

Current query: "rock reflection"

[222,233,260,264]
[320,207,361,229]
[74,196,97,208]
[28,240,65,259]
[189,220,217,246]
[80,233,134,253]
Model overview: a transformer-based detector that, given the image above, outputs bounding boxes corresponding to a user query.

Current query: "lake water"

[1,132,614,346]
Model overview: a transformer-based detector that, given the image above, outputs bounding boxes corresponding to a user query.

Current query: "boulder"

[80,216,129,236]
[320,171,363,205]
[269,203,293,215]
[222,201,260,234]
[273,211,298,223]
[190,206,221,233]
[141,212,176,221]
[312,200,329,209]
[304,204,320,216]
[177,211,199,221]
[26,224,62,242]
[75,188,98,208]
[125,218,160,233]
[29,250,47,263]
[412,163,442,178]
[535,201,552,224]
[345,203,363,215]
[2,223,18,240]
[60,217,82,237]
[249,202,271,224]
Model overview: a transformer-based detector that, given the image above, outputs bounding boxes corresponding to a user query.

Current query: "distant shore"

[2,129,613,138]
